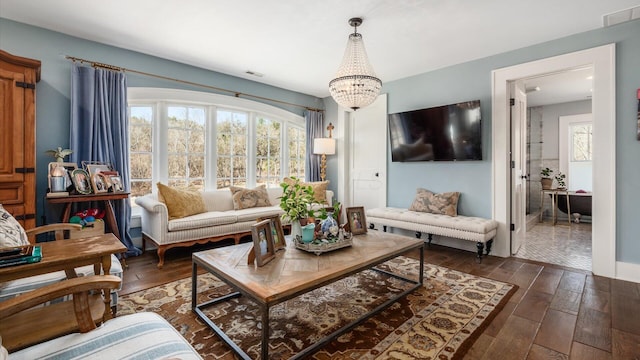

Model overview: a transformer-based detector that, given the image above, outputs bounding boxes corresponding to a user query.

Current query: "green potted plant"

[555,172,566,189]
[279,177,316,240]
[540,167,553,190]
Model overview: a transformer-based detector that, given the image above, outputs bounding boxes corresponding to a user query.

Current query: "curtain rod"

[64,55,324,112]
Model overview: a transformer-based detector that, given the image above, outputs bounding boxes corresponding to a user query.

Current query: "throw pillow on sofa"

[283,177,330,204]
[0,204,29,249]
[409,188,460,217]
[229,185,272,210]
[156,183,206,220]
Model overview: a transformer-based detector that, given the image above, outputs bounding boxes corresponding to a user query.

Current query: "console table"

[46,193,130,241]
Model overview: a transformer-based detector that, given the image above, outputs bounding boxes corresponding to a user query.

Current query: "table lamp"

[313,137,336,181]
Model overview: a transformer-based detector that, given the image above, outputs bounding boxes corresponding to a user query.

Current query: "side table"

[539,189,571,225]
[46,192,130,241]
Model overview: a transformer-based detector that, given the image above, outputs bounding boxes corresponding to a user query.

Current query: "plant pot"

[291,220,302,241]
[541,178,553,190]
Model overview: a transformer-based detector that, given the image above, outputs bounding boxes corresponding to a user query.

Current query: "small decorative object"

[71,169,92,194]
[540,167,553,190]
[346,206,367,235]
[45,147,73,162]
[84,162,113,176]
[555,172,566,189]
[249,219,276,267]
[108,175,124,192]
[91,173,109,194]
[257,215,286,251]
[301,223,316,243]
[279,176,316,240]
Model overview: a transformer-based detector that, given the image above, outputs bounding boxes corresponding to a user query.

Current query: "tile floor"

[514,220,592,271]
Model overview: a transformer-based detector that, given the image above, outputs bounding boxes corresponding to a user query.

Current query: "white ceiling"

[1,0,638,101]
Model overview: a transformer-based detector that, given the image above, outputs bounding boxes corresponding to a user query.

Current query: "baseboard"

[616,261,640,283]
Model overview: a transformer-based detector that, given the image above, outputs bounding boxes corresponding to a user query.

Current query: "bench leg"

[485,239,493,256]
[476,242,484,263]
[369,223,375,230]
[415,231,421,239]
[426,233,433,247]
[383,225,387,232]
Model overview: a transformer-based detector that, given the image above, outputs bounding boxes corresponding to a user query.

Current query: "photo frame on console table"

[71,169,92,195]
[346,206,367,235]
[257,215,286,251]
[250,220,276,267]
[91,173,109,194]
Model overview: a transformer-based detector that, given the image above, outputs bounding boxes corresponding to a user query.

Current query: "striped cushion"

[9,312,202,359]
[0,254,123,304]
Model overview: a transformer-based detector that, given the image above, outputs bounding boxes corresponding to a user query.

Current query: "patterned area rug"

[118,257,516,359]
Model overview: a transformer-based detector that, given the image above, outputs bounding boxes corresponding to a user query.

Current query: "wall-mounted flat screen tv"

[388,100,482,162]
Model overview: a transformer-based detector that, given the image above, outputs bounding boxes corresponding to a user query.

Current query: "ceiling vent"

[245,70,264,78]
[603,6,640,27]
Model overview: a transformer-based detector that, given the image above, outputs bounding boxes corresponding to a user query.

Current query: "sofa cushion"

[409,188,460,217]
[229,185,272,210]
[283,177,330,204]
[157,183,206,220]
[234,206,284,223]
[167,211,238,232]
[0,204,29,249]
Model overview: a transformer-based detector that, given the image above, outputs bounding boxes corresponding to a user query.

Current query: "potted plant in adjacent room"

[555,172,566,190]
[279,177,316,241]
[540,167,553,190]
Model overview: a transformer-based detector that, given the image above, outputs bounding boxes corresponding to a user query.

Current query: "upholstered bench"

[366,207,499,262]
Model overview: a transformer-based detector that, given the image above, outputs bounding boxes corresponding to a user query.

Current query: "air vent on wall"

[603,6,640,27]
[245,70,264,77]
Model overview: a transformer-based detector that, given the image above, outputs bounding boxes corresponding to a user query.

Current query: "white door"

[349,94,387,211]
[510,81,527,255]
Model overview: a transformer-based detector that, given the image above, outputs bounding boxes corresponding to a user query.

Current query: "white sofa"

[136,187,333,268]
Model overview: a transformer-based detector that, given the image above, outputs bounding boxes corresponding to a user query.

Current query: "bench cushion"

[9,312,202,359]
[367,207,498,242]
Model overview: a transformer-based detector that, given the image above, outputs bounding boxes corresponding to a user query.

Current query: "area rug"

[118,257,516,359]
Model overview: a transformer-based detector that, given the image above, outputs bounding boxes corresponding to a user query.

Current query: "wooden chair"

[0,275,121,352]
[0,275,202,359]
[0,223,124,314]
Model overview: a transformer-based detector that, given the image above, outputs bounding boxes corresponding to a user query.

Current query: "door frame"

[491,44,616,277]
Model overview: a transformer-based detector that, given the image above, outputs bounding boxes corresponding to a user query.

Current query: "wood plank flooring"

[120,240,640,359]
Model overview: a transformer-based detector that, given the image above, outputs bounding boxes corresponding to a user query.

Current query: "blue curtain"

[305,110,324,182]
[70,63,141,257]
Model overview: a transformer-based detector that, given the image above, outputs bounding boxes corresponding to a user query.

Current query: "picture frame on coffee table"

[258,215,286,251]
[346,206,367,235]
[251,220,276,266]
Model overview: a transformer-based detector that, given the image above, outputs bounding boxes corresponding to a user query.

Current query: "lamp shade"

[313,138,336,155]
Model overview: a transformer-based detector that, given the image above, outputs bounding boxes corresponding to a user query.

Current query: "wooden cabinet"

[0,50,41,229]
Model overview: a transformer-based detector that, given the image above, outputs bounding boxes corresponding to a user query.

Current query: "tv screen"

[388,100,482,162]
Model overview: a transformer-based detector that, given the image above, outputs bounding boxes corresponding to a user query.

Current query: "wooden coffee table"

[192,231,424,360]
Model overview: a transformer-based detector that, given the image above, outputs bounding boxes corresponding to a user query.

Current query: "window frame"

[128,88,305,208]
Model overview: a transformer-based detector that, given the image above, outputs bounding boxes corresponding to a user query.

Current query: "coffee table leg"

[191,262,198,310]
[261,304,269,360]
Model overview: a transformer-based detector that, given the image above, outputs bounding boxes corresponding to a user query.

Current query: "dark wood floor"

[121,241,640,359]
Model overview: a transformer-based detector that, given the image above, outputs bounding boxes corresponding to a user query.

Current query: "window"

[129,106,153,207]
[255,116,281,187]
[167,106,206,189]
[288,126,306,179]
[217,110,248,188]
[571,123,592,161]
[127,88,306,207]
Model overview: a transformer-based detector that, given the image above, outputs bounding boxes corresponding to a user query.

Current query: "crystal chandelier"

[329,18,382,111]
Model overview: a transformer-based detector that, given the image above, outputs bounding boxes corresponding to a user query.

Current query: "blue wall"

[0,18,323,225]
[377,19,640,264]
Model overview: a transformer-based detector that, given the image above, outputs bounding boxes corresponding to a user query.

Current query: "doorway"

[513,70,594,270]
[492,44,616,278]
